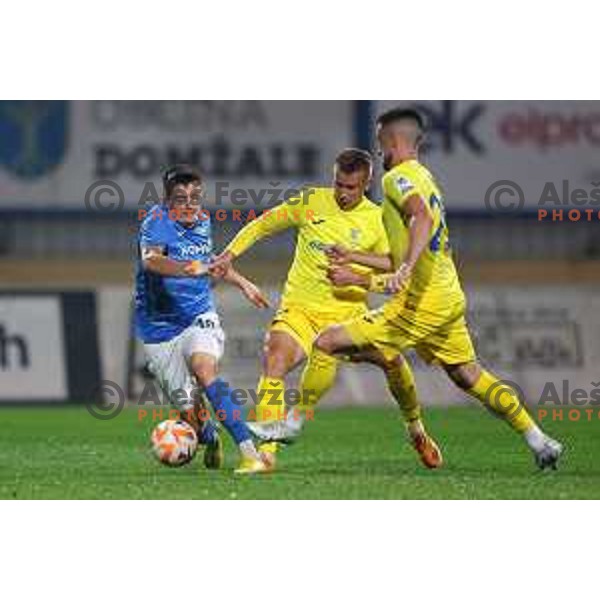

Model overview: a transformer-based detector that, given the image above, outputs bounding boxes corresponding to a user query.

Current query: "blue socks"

[204,378,251,445]
[197,419,219,445]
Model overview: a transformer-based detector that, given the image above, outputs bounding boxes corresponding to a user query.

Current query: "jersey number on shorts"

[195,316,216,329]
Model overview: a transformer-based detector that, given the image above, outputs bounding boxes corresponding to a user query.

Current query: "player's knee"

[192,361,217,388]
[314,330,335,355]
[445,362,480,390]
[262,331,304,377]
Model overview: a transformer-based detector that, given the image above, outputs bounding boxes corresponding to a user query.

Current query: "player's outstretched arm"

[141,247,206,277]
[325,244,393,272]
[211,202,299,275]
[220,266,270,309]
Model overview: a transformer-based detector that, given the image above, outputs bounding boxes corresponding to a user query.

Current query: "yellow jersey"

[381,160,465,313]
[226,187,389,312]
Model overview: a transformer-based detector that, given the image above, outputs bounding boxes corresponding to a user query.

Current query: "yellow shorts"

[341,296,476,366]
[270,301,366,357]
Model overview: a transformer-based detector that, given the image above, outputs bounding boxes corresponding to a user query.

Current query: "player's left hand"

[240,281,271,309]
[327,265,366,288]
[385,263,413,294]
[182,260,207,277]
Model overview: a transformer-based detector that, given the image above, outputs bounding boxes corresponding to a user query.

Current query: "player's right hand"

[324,244,352,265]
[327,265,368,288]
[209,251,235,278]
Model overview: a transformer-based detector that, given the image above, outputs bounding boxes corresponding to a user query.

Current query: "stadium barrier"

[0,291,101,404]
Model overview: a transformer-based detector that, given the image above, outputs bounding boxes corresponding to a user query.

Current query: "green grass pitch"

[0,406,597,499]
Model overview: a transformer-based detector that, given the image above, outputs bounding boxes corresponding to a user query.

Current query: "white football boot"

[533,436,564,470]
[247,415,304,444]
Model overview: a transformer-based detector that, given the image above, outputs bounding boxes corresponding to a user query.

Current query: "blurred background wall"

[1,100,599,407]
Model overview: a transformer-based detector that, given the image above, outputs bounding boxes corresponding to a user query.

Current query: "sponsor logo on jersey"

[308,240,329,252]
[396,177,414,195]
[178,243,212,257]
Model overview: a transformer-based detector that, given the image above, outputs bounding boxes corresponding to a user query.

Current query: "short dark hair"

[162,164,203,196]
[376,107,426,131]
[334,148,373,177]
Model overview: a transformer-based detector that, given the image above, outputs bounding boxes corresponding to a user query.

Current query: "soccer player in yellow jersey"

[313,108,563,470]
[212,148,442,468]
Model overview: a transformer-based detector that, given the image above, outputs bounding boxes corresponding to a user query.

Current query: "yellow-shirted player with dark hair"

[212,148,442,469]
[313,108,563,470]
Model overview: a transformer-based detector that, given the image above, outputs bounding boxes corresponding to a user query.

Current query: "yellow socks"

[384,357,422,426]
[255,376,286,422]
[466,369,535,434]
[298,349,338,413]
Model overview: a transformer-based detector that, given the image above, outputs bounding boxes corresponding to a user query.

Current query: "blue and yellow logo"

[0,101,68,179]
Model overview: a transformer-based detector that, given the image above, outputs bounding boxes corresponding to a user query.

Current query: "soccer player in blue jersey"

[135,164,272,474]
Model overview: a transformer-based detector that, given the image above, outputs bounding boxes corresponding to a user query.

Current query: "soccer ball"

[151,420,198,467]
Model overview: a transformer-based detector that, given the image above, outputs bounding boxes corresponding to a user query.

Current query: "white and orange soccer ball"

[151,420,198,467]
